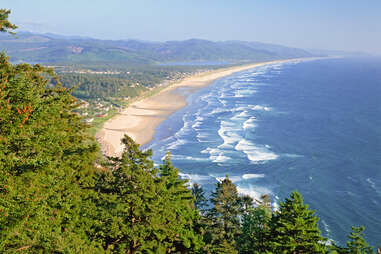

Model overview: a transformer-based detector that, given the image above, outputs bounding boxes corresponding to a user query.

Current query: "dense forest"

[0,9,380,253]
[55,66,200,101]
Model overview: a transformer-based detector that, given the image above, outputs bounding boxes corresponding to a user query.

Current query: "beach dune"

[96,59,310,157]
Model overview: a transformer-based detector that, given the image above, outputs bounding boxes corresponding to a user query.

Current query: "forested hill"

[0,31,317,64]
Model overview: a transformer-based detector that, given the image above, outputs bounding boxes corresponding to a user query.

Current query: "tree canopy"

[0,9,17,34]
[0,9,378,254]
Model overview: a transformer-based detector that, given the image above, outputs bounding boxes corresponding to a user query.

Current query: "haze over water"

[146,57,381,246]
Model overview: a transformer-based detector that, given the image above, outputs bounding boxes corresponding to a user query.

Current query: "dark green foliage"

[192,183,208,212]
[157,153,204,252]
[0,9,17,34]
[0,15,100,252]
[345,226,374,254]
[91,138,203,253]
[0,53,97,175]
[0,53,100,252]
[239,195,254,215]
[205,176,242,253]
[237,195,272,254]
[268,191,327,253]
[327,226,376,254]
[90,135,164,253]
[56,73,147,100]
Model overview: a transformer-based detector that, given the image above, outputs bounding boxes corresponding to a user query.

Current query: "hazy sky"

[2,0,381,54]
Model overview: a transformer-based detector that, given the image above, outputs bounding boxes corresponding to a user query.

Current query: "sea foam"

[243,117,257,130]
[242,173,265,179]
[235,139,278,163]
[201,147,231,163]
[217,121,242,148]
[236,185,273,201]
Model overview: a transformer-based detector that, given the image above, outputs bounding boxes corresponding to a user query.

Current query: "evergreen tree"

[205,176,242,253]
[92,137,203,253]
[0,17,100,252]
[0,9,17,34]
[268,191,327,253]
[239,195,255,215]
[192,183,208,213]
[345,226,374,254]
[91,135,163,253]
[157,153,204,252]
[237,195,272,254]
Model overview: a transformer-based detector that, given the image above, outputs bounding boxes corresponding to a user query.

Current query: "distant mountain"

[0,31,320,65]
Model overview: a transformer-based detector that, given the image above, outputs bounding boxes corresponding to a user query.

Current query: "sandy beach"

[96,58,312,156]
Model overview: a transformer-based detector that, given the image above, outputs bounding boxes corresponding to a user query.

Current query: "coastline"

[96,57,318,157]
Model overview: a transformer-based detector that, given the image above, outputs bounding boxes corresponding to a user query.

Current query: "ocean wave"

[242,173,265,179]
[234,89,256,98]
[201,147,231,163]
[243,117,257,130]
[235,139,278,163]
[179,173,212,185]
[191,115,204,129]
[366,178,378,192]
[218,99,228,106]
[217,121,242,148]
[170,154,209,162]
[250,105,271,111]
[283,153,304,158]
[200,147,216,154]
[211,174,242,183]
[213,173,265,182]
[173,114,192,139]
[211,154,231,163]
[205,107,229,116]
[236,185,273,201]
[196,132,214,142]
[233,106,249,112]
[235,111,250,118]
[200,94,211,103]
[166,138,188,150]
[321,219,332,234]
[229,175,243,183]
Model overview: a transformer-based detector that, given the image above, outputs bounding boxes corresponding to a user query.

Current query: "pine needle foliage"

[0,9,17,34]
[268,191,327,254]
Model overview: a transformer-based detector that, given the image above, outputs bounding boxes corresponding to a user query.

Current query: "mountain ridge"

[1,31,320,65]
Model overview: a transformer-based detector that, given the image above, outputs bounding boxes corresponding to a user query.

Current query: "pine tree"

[92,137,203,253]
[0,13,100,252]
[269,191,327,253]
[345,226,374,254]
[192,183,208,213]
[237,195,272,254]
[205,176,242,253]
[239,195,254,215]
[0,9,17,34]
[91,135,162,253]
[157,153,204,252]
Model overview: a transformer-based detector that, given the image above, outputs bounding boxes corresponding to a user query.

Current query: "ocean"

[144,57,381,246]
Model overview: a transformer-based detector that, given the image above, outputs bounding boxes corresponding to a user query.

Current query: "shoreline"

[96,57,320,157]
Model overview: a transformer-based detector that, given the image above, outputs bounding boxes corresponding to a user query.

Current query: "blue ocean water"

[145,57,381,246]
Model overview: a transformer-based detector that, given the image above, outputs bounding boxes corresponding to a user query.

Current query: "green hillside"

[0,32,316,65]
